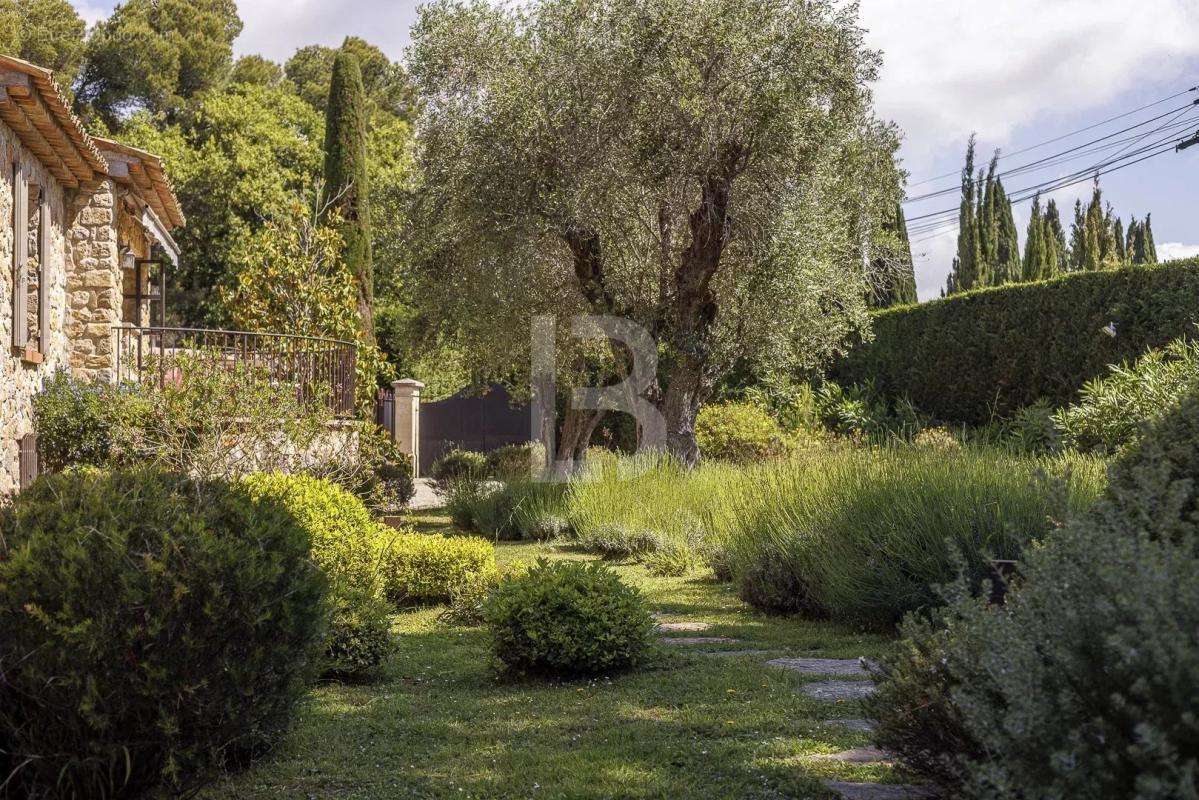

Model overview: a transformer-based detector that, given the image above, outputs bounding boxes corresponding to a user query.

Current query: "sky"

[72,0,1199,301]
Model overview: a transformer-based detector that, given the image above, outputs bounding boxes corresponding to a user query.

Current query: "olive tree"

[409,0,902,464]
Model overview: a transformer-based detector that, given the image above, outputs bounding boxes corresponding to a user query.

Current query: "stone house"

[0,54,184,494]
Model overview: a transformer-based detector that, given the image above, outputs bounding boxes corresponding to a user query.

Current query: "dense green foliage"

[32,372,142,472]
[241,473,394,679]
[322,46,375,343]
[1055,336,1199,454]
[871,389,1199,798]
[695,402,786,462]
[0,469,326,798]
[836,259,1199,423]
[446,478,570,541]
[377,528,496,606]
[410,0,901,463]
[721,446,1103,627]
[429,448,489,492]
[0,0,86,86]
[484,559,655,678]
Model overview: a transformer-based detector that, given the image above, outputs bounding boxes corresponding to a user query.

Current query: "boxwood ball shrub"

[0,469,326,798]
[378,527,496,605]
[242,473,395,679]
[695,401,784,462]
[429,448,489,493]
[485,559,655,678]
[870,389,1199,798]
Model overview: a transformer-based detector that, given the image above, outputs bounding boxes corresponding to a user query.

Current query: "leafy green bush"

[346,426,417,512]
[1007,399,1060,453]
[0,469,326,798]
[377,527,496,605]
[33,372,143,472]
[723,446,1104,627]
[870,389,1199,797]
[1055,336,1199,454]
[242,472,386,596]
[241,473,394,679]
[695,401,784,462]
[429,448,489,493]
[834,259,1199,424]
[323,588,396,681]
[447,478,570,540]
[485,442,541,480]
[484,559,655,678]
[439,561,531,627]
[813,380,922,440]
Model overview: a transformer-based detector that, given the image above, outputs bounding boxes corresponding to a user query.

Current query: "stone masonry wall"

[0,124,72,495]
[66,177,121,383]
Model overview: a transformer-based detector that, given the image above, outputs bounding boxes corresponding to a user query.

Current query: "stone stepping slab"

[800,680,877,702]
[658,636,740,646]
[823,780,937,800]
[656,621,713,633]
[699,649,771,657]
[767,657,867,676]
[822,718,876,734]
[812,746,892,764]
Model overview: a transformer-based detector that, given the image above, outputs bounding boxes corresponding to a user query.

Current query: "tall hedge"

[834,259,1199,424]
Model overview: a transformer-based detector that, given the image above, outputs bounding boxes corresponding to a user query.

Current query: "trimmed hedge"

[0,469,326,797]
[377,527,496,605]
[835,260,1199,424]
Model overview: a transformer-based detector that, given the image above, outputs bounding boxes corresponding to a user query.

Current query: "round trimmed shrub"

[242,472,384,595]
[323,588,396,681]
[429,448,488,493]
[241,473,395,680]
[484,559,655,678]
[485,442,540,480]
[378,527,496,605]
[0,469,326,798]
[695,401,784,462]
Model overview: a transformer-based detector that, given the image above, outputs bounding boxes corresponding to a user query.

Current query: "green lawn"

[200,514,901,800]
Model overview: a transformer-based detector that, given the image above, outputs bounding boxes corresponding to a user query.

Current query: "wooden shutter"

[38,189,49,351]
[11,162,28,349]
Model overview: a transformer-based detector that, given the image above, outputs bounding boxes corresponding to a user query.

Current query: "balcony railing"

[114,325,357,418]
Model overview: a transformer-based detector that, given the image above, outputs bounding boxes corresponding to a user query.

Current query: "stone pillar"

[392,379,424,477]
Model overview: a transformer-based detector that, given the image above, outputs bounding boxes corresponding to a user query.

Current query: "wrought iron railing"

[114,325,357,418]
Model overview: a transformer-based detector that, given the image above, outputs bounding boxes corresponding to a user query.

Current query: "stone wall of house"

[66,177,121,383]
[0,125,72,495]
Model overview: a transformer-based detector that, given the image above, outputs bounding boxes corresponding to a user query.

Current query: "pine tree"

[947,137,983,294]
[1022,194,1044,282]
[1144,213,1158,264]
[321,44,375,344]
[993,177,1021,284]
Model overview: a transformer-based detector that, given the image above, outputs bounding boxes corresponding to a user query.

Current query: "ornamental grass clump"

[0,469,327,798]
[870,388,1199,799]
[485,560,655,678]
[722,445,1104,627]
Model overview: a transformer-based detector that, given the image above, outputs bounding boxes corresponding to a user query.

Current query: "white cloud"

[1159,242,1199,261]
[859,0,1199,158]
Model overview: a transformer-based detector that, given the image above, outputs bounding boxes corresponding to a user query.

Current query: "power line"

[904,101,1199,204]
[906,85,1199,189]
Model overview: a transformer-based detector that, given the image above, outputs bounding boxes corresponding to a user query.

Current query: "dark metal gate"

[375,386,395,438]
[418,385,529,475]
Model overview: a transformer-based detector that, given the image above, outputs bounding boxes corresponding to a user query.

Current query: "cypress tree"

[894,203,918,304]
[1144,213,1158,263]
[1082,183,1104,271]
[867,203,918,308]
[1129,218,1147,265]
[976,152,1001,284]
[1112,215,1127,265]
[1070,199,1087,271]
[947,137,982,294]
[322,44,375,344]
[993,177,1020,284]
[1023,193,1046,282]
[1044,199,1067,275]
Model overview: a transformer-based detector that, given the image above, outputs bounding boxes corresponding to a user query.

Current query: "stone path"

[823,780,937,799]
[766,657,867,676]
[823,718,876,734]
[654,622,918,799]
[813,746,891,764]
